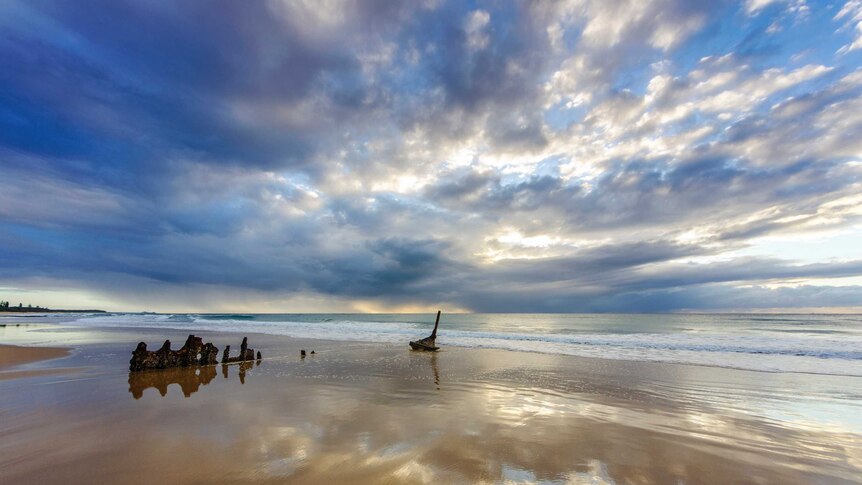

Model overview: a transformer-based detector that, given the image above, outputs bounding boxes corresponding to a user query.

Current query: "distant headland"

[0,300,106,313]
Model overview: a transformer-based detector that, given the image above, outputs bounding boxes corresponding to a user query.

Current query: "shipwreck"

[129,334,262,372]
[409,310,442,351]
[129,334,219,372]
[221,337,260,364]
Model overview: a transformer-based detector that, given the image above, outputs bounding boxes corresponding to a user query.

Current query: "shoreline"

[4,322,862,409]
[31,318,862,378]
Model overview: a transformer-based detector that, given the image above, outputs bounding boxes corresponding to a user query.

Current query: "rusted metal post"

[431,310,441,338]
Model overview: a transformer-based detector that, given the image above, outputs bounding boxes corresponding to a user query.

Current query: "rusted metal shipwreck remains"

[409,310,442,351]
[221,337,260,364]
[129,334,261,372]
[129,334,219,371]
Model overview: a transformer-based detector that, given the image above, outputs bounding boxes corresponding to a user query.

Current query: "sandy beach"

[0,343,69,370]
[1,323,861,484]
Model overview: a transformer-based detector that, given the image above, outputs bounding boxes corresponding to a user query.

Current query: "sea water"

[6,312,861,376]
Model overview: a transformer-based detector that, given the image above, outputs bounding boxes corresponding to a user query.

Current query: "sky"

[1,0,862,313]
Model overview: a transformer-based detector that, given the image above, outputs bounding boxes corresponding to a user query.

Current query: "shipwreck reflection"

[431,352,440,390]
[409,351,441,390]
[128,360,261,399]
[221,360,259,384]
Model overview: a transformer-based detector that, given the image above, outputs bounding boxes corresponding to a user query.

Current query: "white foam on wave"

[65,313,862,376]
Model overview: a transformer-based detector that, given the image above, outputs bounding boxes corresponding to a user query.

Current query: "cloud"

[1,0,861,311]
[836,1,862,53]
[464,10,491,52]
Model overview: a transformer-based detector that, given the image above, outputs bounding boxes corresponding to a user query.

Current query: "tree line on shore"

[0,300,48,311]
[0,300,105,313]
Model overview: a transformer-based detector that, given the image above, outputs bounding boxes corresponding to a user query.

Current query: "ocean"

[9,312,860,377]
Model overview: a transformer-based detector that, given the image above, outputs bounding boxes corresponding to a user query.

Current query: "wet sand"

[0,343,71,381]
[0,343,69,369]
[1,324,861,484]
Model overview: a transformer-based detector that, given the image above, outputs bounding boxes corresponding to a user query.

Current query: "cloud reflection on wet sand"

[2,334,861,484]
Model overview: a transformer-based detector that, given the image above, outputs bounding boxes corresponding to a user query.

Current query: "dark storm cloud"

[425,152,858,238]
[449,257,862,313]
[427,170,581,215]
[424,3,545,110]
[387,2,558,154]
[0,0,413,188]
